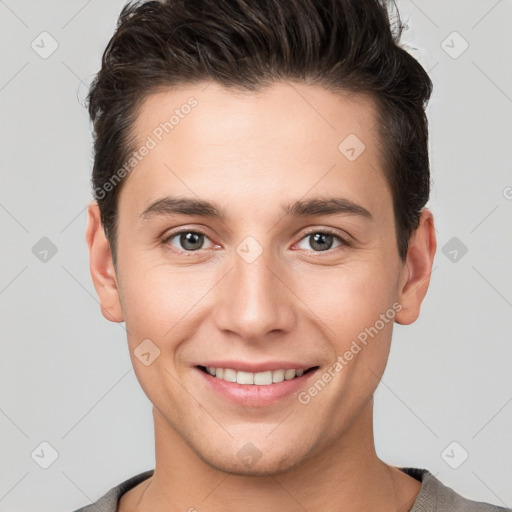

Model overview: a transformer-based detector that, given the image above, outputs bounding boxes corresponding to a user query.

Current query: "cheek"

[295,256,398,339]
[116,258,216,346]
[115,262,206,401]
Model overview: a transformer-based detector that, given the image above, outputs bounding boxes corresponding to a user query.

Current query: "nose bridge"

[214,242,295,340]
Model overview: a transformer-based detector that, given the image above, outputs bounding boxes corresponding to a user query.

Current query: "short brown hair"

[87,0,433,263]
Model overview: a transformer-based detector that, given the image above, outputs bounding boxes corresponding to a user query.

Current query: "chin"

[206,454,304,477]
[194,437,312,477]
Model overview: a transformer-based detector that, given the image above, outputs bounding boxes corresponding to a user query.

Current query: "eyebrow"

[140,196,373,222]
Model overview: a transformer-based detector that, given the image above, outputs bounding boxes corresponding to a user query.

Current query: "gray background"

[0,0,511,510]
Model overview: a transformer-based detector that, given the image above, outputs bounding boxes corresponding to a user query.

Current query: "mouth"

[196,365,319,386]
[194,360,322,406]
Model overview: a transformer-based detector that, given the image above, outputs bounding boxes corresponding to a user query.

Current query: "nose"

[212,245,297,342]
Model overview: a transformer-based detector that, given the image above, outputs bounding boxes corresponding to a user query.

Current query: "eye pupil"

[310,233,333,251]
[181,232,203,251]
[169,230,341,254]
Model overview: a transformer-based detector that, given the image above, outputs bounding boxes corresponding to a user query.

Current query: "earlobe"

[395,209,437,326]
[85,201,124,323]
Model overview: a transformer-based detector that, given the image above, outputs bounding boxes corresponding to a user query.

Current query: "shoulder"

[70,470,154,512]
[401,467,511,512]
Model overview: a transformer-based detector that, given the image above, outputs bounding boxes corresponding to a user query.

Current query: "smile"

[197,365,317,386]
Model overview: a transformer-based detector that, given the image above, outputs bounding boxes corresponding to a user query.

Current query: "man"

[74,0,509,510]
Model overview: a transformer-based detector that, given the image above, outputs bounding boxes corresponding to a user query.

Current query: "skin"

[86,81,436,512]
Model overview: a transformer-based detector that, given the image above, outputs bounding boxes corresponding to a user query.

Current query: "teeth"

[236,371,254,385]
[254,371,272,385]
[203,367,307,385]
[272,369,285,383]
[223,368,237,383]
[284,369,296,380]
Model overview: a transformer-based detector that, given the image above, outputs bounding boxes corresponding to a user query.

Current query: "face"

[87,81,435,476]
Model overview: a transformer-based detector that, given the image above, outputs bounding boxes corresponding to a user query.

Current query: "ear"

[395,208,437,325]
[85,201,124,323]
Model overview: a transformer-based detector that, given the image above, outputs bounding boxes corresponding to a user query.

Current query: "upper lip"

[196,361,317,373]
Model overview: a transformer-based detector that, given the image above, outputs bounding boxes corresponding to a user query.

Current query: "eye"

[163,229,216,252]
[162,228,351,254]
[295,230,350,252]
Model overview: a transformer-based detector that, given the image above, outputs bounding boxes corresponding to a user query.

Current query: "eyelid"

[294,227,352,252]
[161,226,352,254]
[162,227,217,253]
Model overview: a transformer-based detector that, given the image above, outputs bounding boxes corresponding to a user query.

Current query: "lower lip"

[195,367,319,406]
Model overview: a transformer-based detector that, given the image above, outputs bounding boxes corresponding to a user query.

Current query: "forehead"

[122,81,391,222]
[133,81,379,153]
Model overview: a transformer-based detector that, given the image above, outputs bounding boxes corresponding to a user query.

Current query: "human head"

[87,0,433,266]
[85,0,436,480]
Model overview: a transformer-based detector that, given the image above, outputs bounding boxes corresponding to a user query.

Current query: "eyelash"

[162,227,352,255]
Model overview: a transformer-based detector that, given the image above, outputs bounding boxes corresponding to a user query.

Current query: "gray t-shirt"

[72,467,510,511]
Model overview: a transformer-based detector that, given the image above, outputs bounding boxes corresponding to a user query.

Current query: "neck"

[126,399,420,512]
